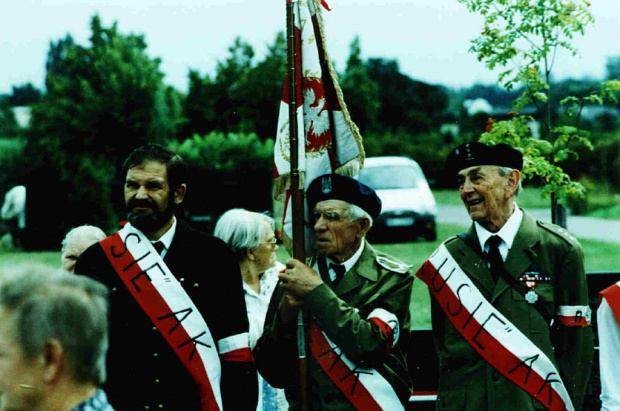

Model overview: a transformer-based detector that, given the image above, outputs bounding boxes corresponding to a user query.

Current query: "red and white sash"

[309,308,404,411]
[101,223,222,411]
[600,281,620,326]
[417,244,574,411]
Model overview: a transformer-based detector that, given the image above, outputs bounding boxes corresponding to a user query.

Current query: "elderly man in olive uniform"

[417,142,594,410]
[254,173,414,410]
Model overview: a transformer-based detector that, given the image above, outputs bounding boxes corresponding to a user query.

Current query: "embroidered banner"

[273,0,364,255]
[417,244,574,411]
[309,321,403,410]
[101,224,222,411]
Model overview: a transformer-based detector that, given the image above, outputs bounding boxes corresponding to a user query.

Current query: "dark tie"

[485,235,503,283]
[152,241,165,256]
[329,263,347,285]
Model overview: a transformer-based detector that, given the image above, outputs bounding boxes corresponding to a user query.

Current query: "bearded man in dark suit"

[76,144,257,410]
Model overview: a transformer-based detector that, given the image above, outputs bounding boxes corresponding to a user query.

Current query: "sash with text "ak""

[417,244,574,411]
[101,223,222,411]
[309,308,404,411]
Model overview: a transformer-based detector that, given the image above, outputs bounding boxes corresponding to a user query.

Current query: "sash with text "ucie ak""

[101,223,222,411]
[417,244,574,411]
[309,308,404,411]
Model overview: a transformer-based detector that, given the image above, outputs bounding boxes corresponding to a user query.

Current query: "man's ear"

[357,217,371,238]
[174,184,187,205]
[41,339,64,385]
[246,248,255,261]
[505,169,520,199]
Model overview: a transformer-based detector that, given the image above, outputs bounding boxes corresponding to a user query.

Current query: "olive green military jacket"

[431,210,594,411]
[254,240,414,410]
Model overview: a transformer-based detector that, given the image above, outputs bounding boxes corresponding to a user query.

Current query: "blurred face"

[457,165,515,232]
[250,225,278,274]
[313,200,364,263]
[125,160,184,235]
[61,237,98,273]
[0,309,45,411]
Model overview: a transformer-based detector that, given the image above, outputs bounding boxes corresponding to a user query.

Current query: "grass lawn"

[2,223,618,329]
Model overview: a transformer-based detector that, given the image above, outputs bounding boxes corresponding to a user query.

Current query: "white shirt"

[150,217,177,258]
[321,241,366,282]
[475,205,523,262]
[1,185,26,229]
[243,261,284,349]
[242,261,288,411]
[598,291,620,410]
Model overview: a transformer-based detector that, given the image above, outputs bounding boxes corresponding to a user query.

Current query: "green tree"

[9,83,41,107]
[184,37,255,137]
[25,14,170,236]
[458,0,620,223]
[236,31,287,139]
[340,36,379,134]
[0,97,19,137]
[366,58,449,134]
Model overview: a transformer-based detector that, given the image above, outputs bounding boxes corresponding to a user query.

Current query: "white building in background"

[463,98,493,116]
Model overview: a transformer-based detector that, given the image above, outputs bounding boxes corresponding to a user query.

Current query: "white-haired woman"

[61,224,106,273]
[214,209,287,411]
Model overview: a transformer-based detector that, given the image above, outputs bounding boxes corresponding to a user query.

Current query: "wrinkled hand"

[278,258,323,299]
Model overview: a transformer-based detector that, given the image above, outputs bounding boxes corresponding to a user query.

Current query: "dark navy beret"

[307,174,382,219]
[445,142,523,176]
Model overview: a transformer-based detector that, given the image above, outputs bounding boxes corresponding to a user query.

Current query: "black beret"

[307,174,382,219]
[445,142,523,177]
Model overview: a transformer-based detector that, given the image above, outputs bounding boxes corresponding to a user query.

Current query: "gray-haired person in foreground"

[0,266,115,411]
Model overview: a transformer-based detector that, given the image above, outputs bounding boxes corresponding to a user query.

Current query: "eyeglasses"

[261,238,278,245]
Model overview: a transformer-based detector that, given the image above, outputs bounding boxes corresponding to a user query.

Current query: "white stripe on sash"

[419,244,574,411]
[310,322,404,411]
[556,305,591,326]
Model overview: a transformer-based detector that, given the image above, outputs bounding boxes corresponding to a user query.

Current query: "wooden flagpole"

[286,0,309,409]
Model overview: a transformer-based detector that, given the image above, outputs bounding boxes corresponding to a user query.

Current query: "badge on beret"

[321,176,332,194]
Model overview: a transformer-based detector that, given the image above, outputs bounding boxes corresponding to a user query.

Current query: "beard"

[126,197,175,233]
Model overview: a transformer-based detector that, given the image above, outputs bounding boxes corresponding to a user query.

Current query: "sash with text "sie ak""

[309,308,404,411]
[101,223,223,411]
[417,244,574,411]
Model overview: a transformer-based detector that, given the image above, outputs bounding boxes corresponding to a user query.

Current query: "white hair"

[346,203,374,230]
[497,166,523,196]
[61,225,106,253]
[214,209,275,261]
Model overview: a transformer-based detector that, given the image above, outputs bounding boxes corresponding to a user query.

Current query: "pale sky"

[1,0,619,95]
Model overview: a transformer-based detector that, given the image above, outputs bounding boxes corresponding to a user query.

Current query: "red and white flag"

[273,0,364,255]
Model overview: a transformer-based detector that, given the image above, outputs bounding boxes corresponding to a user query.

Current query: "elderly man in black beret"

[419,142,593,410]
[254,173,414,410]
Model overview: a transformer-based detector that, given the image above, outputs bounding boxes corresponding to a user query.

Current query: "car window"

[359,165,422,190]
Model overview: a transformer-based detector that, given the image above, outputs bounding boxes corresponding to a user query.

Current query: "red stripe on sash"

[601,283,620,326]
[369,317,394,354]
[556,315,590,327]
[417,260,569,411]
[220,347,253,362]
[310,323,383,411]
[101,233,220,411]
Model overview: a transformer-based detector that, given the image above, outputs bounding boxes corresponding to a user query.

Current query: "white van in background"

[358,156,437,242]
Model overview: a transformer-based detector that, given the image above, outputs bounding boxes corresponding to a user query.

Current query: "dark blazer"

[432,211,594,411]
[76,219,257,410]
[254,241,414,410]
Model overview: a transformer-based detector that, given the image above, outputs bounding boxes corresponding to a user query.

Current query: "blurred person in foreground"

[417,142,593,410]
[75,144,257,410]
[60,225,106,273]
[214,208,288,411]
[597,279,620,410]
[0,266,113,411]
[254,173,414,410]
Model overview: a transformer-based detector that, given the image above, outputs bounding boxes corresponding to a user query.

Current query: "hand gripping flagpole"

[286,0,309,409]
